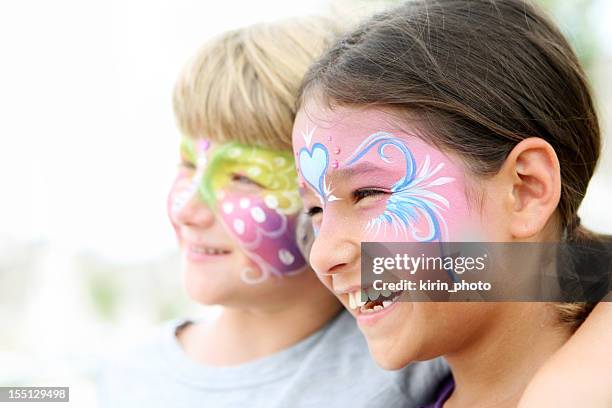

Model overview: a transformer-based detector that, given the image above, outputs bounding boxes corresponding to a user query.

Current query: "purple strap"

[421,375,454,408]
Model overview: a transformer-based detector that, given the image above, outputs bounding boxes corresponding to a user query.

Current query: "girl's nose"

[309,217,360,277]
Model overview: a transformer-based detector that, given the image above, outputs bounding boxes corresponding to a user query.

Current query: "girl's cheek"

[354,197,390,229]
[356,195,389,212]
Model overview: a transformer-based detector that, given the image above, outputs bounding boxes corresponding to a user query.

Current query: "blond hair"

[173,16,342,150]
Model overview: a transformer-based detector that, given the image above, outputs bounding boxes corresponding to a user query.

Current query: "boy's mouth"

[190,245,232,255]
[347,288,402,314]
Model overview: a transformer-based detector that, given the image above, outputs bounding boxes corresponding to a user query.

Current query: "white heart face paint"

[297,127,341,206]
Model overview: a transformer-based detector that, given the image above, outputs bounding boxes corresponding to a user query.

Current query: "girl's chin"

[368,338,417,370]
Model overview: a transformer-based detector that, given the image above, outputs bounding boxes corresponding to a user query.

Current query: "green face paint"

[176,138,309,283]
[198,142,301,215]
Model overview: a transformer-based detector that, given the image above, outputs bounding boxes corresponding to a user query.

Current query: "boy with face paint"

[97,17,447,408]
[173,137,308,285]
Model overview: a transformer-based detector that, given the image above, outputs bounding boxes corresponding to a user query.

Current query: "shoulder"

[303,311,450,406]
[99,318,185,372]
[96,318,190,405]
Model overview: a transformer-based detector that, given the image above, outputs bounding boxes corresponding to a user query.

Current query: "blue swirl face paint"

[293,108,472,245]
[342,132,454,242]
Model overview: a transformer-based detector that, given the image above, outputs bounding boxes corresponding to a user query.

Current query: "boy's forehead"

[188,137,289,160]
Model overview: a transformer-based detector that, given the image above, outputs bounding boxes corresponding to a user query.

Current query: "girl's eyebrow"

[300,162,398,197]
[336,162,395,179]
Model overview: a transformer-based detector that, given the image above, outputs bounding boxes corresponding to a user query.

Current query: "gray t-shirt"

[97,311,448,407]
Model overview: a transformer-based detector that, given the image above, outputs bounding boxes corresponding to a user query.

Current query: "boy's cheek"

[216,191,307,275]
[166,177,188,238]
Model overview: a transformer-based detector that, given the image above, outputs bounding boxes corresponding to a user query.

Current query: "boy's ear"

[498,137,561,239]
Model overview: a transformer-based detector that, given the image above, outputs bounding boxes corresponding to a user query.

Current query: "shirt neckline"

[159,313,344,389]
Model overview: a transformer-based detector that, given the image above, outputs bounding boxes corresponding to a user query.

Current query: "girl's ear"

[498,137,561,239]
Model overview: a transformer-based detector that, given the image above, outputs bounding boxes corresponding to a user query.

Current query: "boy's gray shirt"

[97,311,448,407]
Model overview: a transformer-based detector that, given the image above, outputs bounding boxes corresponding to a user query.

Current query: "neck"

[182,278,342,366]
[444,303,571,408]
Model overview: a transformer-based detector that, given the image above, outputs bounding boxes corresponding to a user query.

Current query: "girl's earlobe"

[506,138,562,239]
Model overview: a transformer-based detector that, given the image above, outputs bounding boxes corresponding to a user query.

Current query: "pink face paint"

[167,165,197,241]
[216,191,306,283]
[167,138,210,240]
[293,105,473,243]
[170,138,308,284]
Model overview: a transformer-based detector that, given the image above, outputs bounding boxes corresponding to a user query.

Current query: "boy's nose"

[172,188,216,229]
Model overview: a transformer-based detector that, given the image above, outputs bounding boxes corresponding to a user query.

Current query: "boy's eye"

[353,188,389,202]
[179,160,196,170]
[230,173,264,188]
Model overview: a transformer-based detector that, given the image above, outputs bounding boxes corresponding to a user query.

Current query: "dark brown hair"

[299,0,599,242]
[298,0,608,327]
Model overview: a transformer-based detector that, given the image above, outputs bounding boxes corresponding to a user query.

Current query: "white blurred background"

[0,0,610,406]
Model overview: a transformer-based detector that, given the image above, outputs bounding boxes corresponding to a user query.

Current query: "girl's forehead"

[294,105,402,141]
[293,105,450,165]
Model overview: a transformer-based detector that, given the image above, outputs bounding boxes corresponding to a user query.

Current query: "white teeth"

[348,292,357,310]
[360,305,374,314]
[357,298,398,314]
[351,289,401,312]
[348,290,367,308]
[356,290,367,307]
[367,287,380,301]
[192,247,228,255]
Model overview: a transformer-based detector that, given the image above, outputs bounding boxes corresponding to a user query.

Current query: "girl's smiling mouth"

[347,287,403,313]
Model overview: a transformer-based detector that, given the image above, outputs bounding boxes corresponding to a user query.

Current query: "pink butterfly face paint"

[168,138,308,284]
[293,105,473,244]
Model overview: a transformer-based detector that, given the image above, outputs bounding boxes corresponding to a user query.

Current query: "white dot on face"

[196,156,207,167]
[278,249,295,266]
[233,219,245,235]
[273,157,286,167]
[250,206,266,223]
[222,202,234,214]
[239,198,250,209]
[228,148,241,158]
[264,194,278,209]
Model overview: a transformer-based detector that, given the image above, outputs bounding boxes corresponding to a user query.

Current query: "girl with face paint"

[293,1,612,407]
[98,16,448,408]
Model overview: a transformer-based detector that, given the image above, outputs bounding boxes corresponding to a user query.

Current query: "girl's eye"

[305,206,323,217]
[230,173,263,188]
[353,188,389,203]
